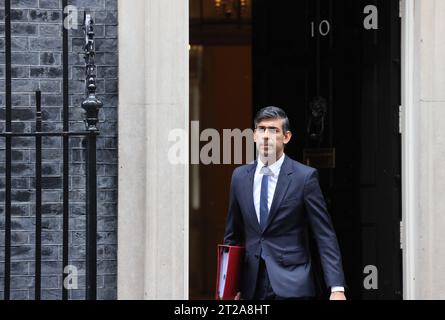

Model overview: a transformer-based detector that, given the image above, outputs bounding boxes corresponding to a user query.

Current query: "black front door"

[252,0,402,299]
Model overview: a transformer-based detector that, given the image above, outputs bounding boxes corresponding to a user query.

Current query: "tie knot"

[261,166,272,176]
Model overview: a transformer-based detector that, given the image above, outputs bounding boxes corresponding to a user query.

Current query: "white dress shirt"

[253,153,285,222]
[253,153,344,294]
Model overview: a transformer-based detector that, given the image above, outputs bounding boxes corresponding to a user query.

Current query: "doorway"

[189,0,253,298]
[189,0,402,300]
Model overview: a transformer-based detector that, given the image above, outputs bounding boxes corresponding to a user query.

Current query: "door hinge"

[400,220,404,250]
[399,0,403,18]
[399,105,403,134]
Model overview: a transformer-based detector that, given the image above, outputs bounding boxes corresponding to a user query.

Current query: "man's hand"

[234,292,241,300]
[329,291,346,300]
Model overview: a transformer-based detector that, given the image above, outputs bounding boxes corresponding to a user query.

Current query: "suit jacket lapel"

[264,155,293,232]
[244,161,262,233]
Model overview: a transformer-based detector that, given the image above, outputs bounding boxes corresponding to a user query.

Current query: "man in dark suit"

[223,106,346,300]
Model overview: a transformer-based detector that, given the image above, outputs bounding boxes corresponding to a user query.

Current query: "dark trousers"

[252,258,314,300]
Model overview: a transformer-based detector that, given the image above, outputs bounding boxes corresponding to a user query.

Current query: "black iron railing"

[1,0,101,300]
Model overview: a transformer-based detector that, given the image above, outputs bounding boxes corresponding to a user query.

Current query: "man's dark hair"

[254,106,291,133]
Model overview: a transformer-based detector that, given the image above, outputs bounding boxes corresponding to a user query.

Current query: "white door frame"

[116,0,417,300]
[400,0,418,300]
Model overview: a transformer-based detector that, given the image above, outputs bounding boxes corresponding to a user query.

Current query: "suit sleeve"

[223,169,245,246]
[304,169,346,288]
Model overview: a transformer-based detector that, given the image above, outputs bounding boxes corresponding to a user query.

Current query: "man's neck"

[259,151,284,166]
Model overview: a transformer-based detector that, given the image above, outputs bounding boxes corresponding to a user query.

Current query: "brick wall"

[0,0,118,300]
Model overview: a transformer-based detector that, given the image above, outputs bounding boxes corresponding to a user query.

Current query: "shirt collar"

[256,153,286,177]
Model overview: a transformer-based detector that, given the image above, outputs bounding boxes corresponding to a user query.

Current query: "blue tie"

[260,167,269,230]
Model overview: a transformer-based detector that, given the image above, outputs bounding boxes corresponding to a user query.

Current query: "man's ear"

[284,131,292,144]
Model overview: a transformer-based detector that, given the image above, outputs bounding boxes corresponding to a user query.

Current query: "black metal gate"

[1,0,101,300]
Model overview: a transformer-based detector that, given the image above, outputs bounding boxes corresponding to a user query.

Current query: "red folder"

[215,244,245,300]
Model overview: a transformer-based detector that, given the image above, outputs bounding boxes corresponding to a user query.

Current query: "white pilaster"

[402,0,445,299]
[117,0,189,300]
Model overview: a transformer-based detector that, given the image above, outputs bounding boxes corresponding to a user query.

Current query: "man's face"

[254,118,292,162]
